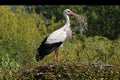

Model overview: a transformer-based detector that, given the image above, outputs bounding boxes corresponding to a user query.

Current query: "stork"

[36,9,77,62]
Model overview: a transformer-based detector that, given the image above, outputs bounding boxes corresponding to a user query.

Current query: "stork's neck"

[63,14,70,29]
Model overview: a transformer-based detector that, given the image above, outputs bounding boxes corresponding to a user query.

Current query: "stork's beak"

[69,12,77,16]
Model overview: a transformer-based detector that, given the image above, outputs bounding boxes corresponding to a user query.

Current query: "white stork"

[36,9,77,62]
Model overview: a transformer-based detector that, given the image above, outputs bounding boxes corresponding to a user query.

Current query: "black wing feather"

[36,36,63,61]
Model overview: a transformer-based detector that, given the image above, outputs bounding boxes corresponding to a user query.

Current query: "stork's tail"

[36,53,44,62]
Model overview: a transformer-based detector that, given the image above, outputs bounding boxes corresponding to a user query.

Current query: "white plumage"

[36,9,77,62]
[45,28,67,44]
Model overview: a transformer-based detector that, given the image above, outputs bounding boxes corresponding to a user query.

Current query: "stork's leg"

[54,49,58,62]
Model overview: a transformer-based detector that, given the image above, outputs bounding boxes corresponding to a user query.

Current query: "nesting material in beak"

[74,13,88,36]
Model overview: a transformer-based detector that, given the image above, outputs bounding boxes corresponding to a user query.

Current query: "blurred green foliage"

[0,5,120,79]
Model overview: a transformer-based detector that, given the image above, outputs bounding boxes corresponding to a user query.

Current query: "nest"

[74,14,88,36]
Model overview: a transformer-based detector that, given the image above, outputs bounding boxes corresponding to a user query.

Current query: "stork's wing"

[37,35,63,59]
[45,29,67,44]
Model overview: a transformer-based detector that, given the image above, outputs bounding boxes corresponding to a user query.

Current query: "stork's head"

[63,9,76,16]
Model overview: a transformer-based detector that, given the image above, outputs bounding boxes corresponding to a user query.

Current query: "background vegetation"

[0,5,120,79]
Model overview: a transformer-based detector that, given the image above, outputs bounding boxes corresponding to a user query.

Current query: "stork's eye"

[67,11,70,12]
